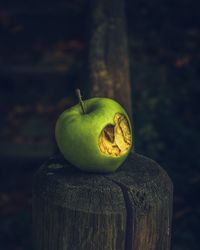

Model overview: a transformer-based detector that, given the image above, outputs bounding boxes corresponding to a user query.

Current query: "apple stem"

[75,88,86,114]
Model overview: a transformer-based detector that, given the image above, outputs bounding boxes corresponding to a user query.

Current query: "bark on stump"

[32,152,173,250]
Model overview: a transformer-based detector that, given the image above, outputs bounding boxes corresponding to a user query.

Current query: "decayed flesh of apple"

[99,113,132,157]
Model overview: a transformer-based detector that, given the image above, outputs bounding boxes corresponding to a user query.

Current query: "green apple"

[55,90,132,173]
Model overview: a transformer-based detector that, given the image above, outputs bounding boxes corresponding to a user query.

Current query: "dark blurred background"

[0,0,199,249]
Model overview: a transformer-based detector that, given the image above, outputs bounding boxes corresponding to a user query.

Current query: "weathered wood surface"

[32,152,173,250]
[88,0,132,118]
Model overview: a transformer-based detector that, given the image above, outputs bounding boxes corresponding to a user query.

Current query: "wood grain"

[32,152,173,250]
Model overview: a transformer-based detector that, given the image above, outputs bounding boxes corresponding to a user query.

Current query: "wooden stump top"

[33,152,172,250]
[34,152,170,211]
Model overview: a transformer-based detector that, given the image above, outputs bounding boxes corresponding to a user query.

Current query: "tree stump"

[32,152,173,250]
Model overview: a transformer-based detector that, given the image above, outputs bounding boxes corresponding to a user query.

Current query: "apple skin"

[55,97,132,173]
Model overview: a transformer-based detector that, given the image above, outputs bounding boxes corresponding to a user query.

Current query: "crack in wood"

[105,176,134,250]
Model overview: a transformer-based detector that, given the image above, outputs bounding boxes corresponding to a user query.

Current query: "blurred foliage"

[132,61,200,172]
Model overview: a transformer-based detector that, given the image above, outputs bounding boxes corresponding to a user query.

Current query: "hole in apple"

[99,113,132,157]
[103,124,115,143]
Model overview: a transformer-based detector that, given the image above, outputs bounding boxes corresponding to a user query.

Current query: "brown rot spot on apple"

[99,113,132,156]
